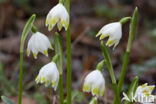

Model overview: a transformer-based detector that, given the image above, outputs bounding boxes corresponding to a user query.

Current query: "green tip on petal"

[57,23,63,31]
[51,18,56,25]
[99,34,105,40]
[83,85,89,92]
[35,75,39,83]
[50,45,54,50]
[41,76,46,83]
[44,50,48,57]
[92,87,99,96]
[101,89,104,96]
[141,83,147,88]
[148,86,155,91]
[45,80,50,87]
[48,24,54,31]
[96,31,101,37]
[65,23,69,31]
[46,19,49,26]
[52,80,56,88]
[106,39,114,46]
[27,50,30,56]
[33,53,37,59]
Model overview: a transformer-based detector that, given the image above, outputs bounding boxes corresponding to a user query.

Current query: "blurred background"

[0,0,156,104]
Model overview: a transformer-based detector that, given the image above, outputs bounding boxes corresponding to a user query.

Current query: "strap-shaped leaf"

[127,76,139,98]
[54,32,63,74]
[1,96,13,104]
[54,32,64,104]
[125,76,139,104]
[20,14,36,52]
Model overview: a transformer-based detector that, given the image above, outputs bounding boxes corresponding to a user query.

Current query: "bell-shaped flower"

[45,3,69,31]
[27,32,53,59]
[83,70,105,97]
[35,62,59,90]
[96,22,122,49]
[122,83,155,104]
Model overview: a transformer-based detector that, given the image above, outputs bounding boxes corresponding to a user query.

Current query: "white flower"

[122,83,156,104]
[89,97,98,104]
[45,3,69,31]
[27,32,53,59]
[35,62,59,90]
[96,22,122,49]
[83,70,105,97]
[134,83,155,103]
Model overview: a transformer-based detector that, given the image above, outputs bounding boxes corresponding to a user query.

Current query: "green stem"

[18,52,23,104]
[119,17,131,25]
[118,7,138,93]
[101,42,121,104]
[96,60,105,71]
[64,0,71,103]
[114,7,138,103]
[59,74,64,104]
[54,33,64,104]
[18,14,36,104]
[66,27,71,104]
[59,0,64,4]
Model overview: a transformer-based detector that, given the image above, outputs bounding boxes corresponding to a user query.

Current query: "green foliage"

[33,93,47,104]
[54,32,63,74]
[1,96,13,104]
[0,64,15,95]
[0,0,9,3]
[124,76,138,104]
[71,90,86,103]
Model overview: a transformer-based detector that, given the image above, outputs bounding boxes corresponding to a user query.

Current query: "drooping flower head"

[96,22,122,49]
[27,32,53,59]
[45,3,69,31]
[35,62,59,91]
[122,83,156,103]
[83,70,105,97]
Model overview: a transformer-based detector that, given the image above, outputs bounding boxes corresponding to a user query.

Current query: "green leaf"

[54,32,63,74]
[33,93,47,104]
[20,14,36,52]
[1,96,13,104]
[125,76,139,104]
[71,90,86,103]
[0,64,15,95]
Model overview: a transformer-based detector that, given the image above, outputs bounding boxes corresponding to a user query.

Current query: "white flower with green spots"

[122,83,155,104]
[27,32,53,59]
[35,62,59,91]
[134,83,155,103]
[96,22,122,49]
[45,3,69,31]
[83,70,105,97]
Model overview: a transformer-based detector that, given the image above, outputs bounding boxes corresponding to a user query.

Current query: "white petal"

[27,32,52,58]
[36,62,59,90]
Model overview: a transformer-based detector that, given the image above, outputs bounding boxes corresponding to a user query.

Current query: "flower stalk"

[101,41,121,104]
[54,33,64,104]
[118,7,138,93]
[96,60,105,71]
[18,14,36,104]
[114,7,138,103]
[63,0,72,103]
[119,17,131,25]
